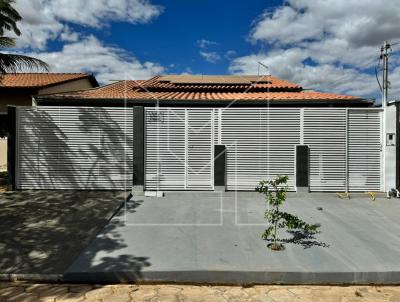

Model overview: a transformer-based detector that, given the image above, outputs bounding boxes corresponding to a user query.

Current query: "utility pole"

[382,40,390,108]
[381,40,393,194]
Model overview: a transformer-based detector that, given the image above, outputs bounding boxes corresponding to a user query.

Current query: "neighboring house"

[7,75,396,194]
[0,73,98,172]
[0,73,98,113]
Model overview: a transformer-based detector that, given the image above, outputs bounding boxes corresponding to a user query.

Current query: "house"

[0,73,98,171]
[0,73,98,114]
[7,75,396,194]
[0,73,99,136]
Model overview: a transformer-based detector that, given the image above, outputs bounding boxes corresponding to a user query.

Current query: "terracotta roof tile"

[38,75,367,103]
[140,75,301,92]
[0,73,96,88]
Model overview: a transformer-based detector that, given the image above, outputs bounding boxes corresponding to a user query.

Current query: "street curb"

[0,274,63,283]
[61,270,400,285]
[1,270,400,285]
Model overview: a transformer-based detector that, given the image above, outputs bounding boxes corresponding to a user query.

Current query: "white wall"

[385,104,397,191]
[38,78,94,95]
[0,138,6,171]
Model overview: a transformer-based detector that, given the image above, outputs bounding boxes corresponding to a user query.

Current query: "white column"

[384,105,396,192]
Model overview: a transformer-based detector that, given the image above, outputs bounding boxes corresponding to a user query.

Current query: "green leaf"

[262,226,274,240]
[0,36,15,48]
[256,175,321,244]
[0,53,49,74]
[0,1,49,74]
[0,0,22,36]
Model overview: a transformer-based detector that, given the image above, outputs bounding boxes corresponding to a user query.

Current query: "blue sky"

[13,0,400,100]
[37,0,279,75]
[99,0,280,75]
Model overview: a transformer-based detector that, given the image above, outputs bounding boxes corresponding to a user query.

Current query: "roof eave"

[37,74,99,89]
[0,74,99,90]
[36,97,373,107]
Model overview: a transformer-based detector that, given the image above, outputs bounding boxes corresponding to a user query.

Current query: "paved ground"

[0,282,399,301]
[0,172,7,193]
[66,192,400,284]
[0,190,127,275]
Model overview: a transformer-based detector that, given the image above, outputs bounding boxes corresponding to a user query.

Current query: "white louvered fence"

[145,107,383,192]
[17,107,133,189]
[15,106,382,192]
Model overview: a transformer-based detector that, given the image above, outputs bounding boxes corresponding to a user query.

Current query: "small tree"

[256,175,319,250]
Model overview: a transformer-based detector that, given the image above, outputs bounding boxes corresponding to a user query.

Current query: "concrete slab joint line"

[62,192,400,285]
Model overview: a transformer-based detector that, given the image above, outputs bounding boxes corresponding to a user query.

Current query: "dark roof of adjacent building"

[0,73,98,89]
[36,75,371,105]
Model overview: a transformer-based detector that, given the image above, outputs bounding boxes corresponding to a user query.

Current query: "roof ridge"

[34,75,368,104]
[0,73,97,89]
[141,75,162,85]
[36,79,145,97]
[3,72,90,75]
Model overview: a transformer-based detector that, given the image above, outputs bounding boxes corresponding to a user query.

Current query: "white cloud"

[60,26,80,42]
[231,0,400,99]
[14,0,163,49]
[14,0,63,49]
[12,0,165,84]
[230,48,377,97]
[25,36,165,83]
[197,39,222,63]
[197,39,218,49]
[387,67,400,99]
[251,0,400,48]
[46,0,163,27]
[224,50,237,60]
[199,51,221,64]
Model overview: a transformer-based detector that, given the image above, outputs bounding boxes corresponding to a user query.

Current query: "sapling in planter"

[255,175,319,251]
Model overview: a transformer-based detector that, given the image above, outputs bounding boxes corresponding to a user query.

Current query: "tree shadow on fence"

[17,107,133,189]
[18,109,79,188]
[77,107,133,189]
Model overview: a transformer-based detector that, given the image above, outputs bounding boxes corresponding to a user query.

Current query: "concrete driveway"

[0,190,127,277]
[65,192,400,284]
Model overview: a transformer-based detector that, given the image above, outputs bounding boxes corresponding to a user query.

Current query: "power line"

[389,41,400,47]
[375,55,383,92]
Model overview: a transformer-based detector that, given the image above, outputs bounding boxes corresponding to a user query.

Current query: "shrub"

[256,175,319,250]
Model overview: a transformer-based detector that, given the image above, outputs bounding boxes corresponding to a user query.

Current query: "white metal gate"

[220,108,301,191]
[187,109,214,189]
[304,109,347,192]
[145,108,186,190]
[145,107,382,192]
[348,109,382,191]
[145,108,214,190]
[218,108,382,192]
[17,106,133,189]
